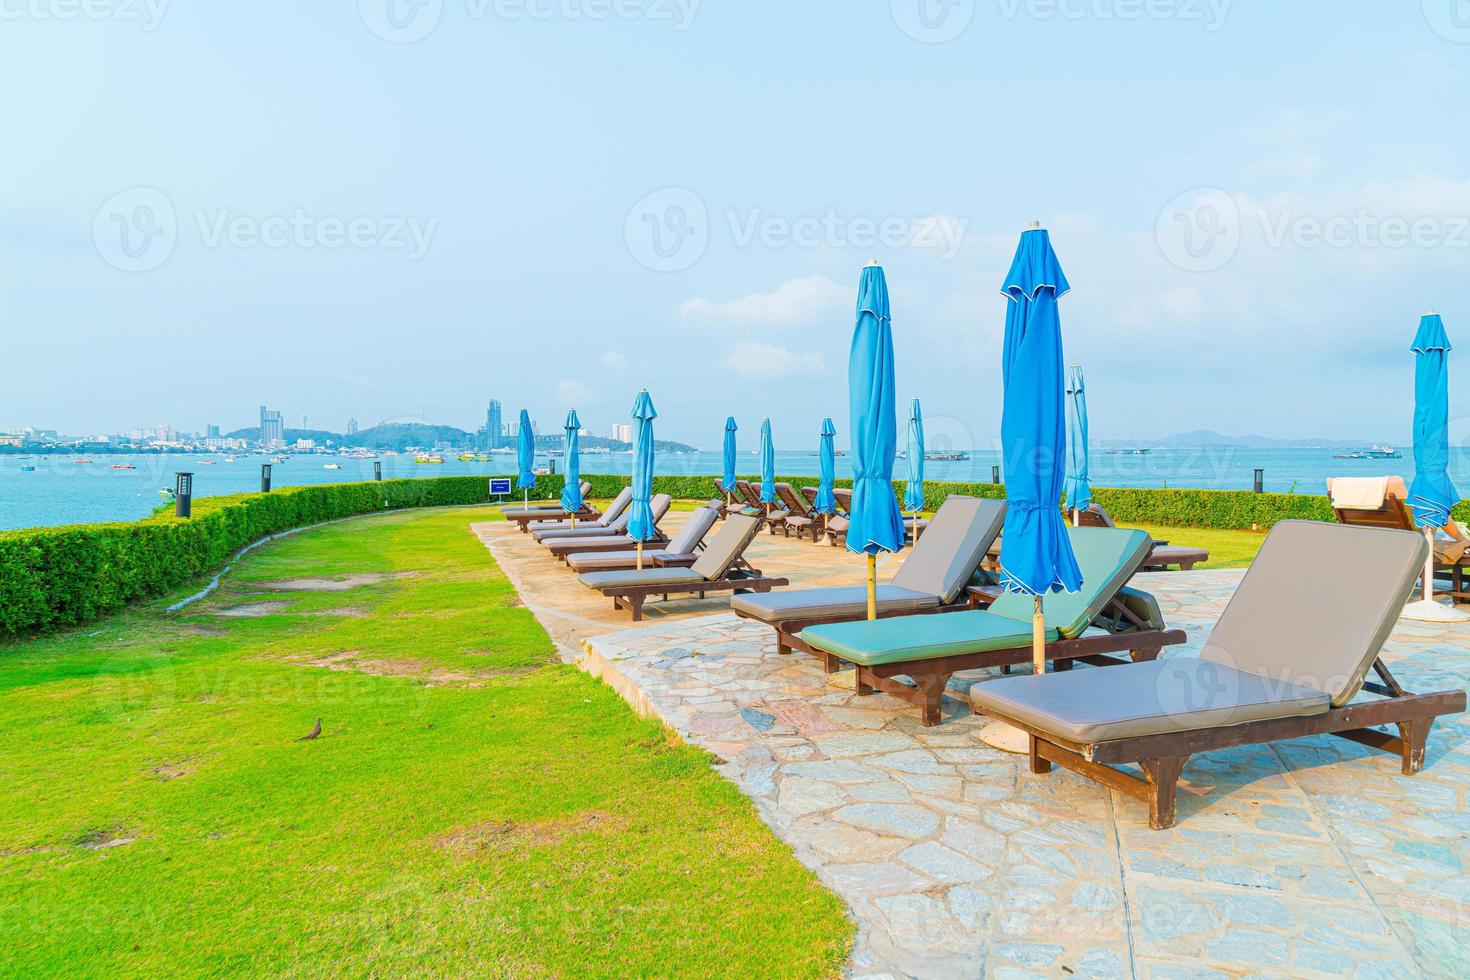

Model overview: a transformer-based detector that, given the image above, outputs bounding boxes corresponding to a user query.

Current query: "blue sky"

[3,2,1469,449]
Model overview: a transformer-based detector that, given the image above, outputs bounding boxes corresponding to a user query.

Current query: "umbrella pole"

[1032,595,1045,674]
[637,540,644,571]
[1425,527,1435,603]
[867,553,877,620]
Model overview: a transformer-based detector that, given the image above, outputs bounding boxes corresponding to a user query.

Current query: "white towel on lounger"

[1329,477,1390,509]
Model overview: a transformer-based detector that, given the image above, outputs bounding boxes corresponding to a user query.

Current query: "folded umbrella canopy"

[628,390,658,569]
[515,408,536,508]
[904,397,925,518]
[997,227,1083,672]
[1404,312,1467,621]
[815,417,838,516]
[847,262,905,619]
[1065,364,1092,520]
[721,416,738,501]
[759,418,777,504]
[561,409,582,525]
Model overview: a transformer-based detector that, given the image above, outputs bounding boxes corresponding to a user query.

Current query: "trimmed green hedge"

[0,476,497,638]
[5,469,1459,640]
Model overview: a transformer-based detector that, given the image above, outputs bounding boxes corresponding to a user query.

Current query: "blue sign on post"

[489,478,512,497]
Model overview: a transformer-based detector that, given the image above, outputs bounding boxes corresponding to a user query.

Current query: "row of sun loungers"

[503,485,1463,830]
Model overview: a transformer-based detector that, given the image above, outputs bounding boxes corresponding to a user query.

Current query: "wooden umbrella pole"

[867,553,877,620]
[1032,595,1045,674]
[637,540,644,571]
[1425,527,1436,603]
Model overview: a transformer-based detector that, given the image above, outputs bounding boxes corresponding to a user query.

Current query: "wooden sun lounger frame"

[984,657,1465,829]
[773,483,818,541]
[1330,489,1470,602]
[799,594,1186,726]
[736,480,788,535]
[598,564,790,622]
[506,503,601,533]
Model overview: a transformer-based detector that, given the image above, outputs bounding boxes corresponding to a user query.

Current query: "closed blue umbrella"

[847,262,905,619]
[515,408,536,508]
[759,418,777,505]
[904,397,925,519]
[1065,364,1092,518]
[561,409,582,525]
[815,418,838,516]
[721,417,738,502]
[628,390,658,568]
[1407,312,1461,613]
[997,227,1082,673]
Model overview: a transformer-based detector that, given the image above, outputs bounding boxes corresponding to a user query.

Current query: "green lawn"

[0,506,851,977]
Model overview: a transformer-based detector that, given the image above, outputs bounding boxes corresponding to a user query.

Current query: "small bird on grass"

[297,719,322,741]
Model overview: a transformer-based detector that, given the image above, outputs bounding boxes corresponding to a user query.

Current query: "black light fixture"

[261,463,272,493]
[1253,468,1264,493]
[374,460,382,481]
[175,472,193,517]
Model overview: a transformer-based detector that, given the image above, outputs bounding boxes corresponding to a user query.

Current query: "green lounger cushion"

[799,609,1058,667]
[987,527,1153,639]
[578,568,705,590]
[968,657,1331,743]
[800,526,1153,666]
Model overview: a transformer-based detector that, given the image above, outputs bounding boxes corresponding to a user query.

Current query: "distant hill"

[1100,430,1389,450]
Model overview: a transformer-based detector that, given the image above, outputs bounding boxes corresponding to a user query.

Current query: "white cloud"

[722,342,826,380]
[678,275,847,330]
[600,351,629,374]
[556,379,593,405]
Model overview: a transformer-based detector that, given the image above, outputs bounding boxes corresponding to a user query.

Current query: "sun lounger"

[565,506,720,572]
[532,490,635,543]
[1329,476,1470,600]
[501,481,591,514]
[578,513,788,621]
[503,482,601,531]
[1073,503,1209,570]
[516,487,630,536]
[713,478,760,519]
[732,496,1008,655]
[736,479,788,534]
[773,483,819,540]
[969,520,1466,829]
[821,488,854,547]
[543,494,676,558]
[799,527,1187,725]
[535,494,670,545]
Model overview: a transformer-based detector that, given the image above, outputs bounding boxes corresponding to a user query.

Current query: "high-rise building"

[478,399,504,450]
[610,423,633,443]
[259,405,284,447]
[206,424,220,438]
[347,417,358,437]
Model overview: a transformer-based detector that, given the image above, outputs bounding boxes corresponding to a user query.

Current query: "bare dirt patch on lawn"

[253,572,420,592]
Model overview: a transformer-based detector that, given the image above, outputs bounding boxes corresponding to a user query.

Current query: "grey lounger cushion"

[730,585,938,623]
[732,496,1005,623]
[577,567,705,590]
[969,658,1331,743]
[566,549,690,572]
[564,509,719,572]
[529,487,631,534]
[1199,520,1426,706]
[535,494,668,541]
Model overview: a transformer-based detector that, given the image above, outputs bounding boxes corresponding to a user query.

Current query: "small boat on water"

[111,464,136,470]
[1106,448,1153,455]
[19,465,35,472]
[159,488,175,499]
[323,463,342,470]
[458,453,489,462]
[923,451,969,462]
[74,459,91,464]
[414,454,445,464]
[1333,445,1402,460]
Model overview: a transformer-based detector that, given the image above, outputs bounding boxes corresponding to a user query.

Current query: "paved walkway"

[479,514,1470,977]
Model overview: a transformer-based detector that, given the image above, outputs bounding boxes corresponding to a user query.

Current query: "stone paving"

[576,570,1470,978]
